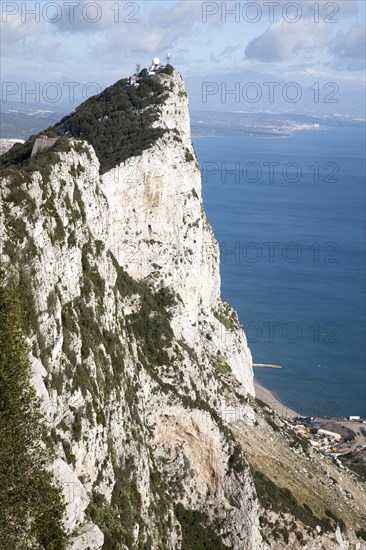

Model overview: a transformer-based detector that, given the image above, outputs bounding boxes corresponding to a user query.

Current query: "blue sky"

[1,1,365,105]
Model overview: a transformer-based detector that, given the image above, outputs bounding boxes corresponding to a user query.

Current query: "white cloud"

[221,44,241,56]
[255,0,358,18]
[330,23,366,70]
[50,0,126,33]
[148,1,203,29]
[0,4,43,50]
[245,20,332,62]
[50,0,202,37]
[89,1,204,62]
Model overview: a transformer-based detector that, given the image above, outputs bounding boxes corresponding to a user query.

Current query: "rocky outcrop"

[100,71,254,393]
[0,69,365,549]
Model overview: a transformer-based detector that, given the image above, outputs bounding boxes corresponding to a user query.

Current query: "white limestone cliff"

[0,69,260,549]
[1,69,365,550]
[101,70,254,394]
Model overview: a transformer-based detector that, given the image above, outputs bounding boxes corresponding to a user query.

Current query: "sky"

[1,0,365,113]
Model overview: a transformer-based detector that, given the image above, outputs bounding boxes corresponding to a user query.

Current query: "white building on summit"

[127,55,172,88]
[148,57,161,76]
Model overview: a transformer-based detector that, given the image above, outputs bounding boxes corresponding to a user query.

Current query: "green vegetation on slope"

[0,74,169,176]
[251,467,345,533]
[0,265,67,548]
[175,504,227,549]
[0,136,72,182]
[54,76,168,173]
[340,450,366,482]
[87,460,142,549]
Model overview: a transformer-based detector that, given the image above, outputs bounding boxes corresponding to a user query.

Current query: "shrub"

[214,353,230,375]
[175,504,226,549]
[324,509,346,532]
[185,149,194,162]
[72,408,83,442]
[61,440,75,465]
[340,451,366,482]
[159,63,174,76]
[15,265,38,335]
[228,444,247,474]
[213,306,237,332]
[250,468,335,532]
[87,463,142,548]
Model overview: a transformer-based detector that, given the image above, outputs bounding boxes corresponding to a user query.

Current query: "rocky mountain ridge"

[0,68,365,549]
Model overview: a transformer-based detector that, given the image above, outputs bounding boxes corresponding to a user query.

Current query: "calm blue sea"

[193,128,366,417]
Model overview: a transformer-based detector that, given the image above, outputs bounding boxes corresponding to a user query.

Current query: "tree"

[0,265,67,548]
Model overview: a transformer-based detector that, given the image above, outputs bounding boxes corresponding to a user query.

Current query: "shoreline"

[254,379,300,418]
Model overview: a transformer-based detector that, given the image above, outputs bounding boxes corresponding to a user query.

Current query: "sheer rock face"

[100,71,254,394]
[0,70,260,549]
[1,70,365,550]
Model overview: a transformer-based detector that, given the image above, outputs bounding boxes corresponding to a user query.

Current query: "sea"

[193,127,366,418]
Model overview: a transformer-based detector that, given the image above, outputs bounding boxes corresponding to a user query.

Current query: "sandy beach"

[254,379,300,418]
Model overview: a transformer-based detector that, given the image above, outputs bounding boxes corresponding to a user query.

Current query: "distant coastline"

[190,110,364,139]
